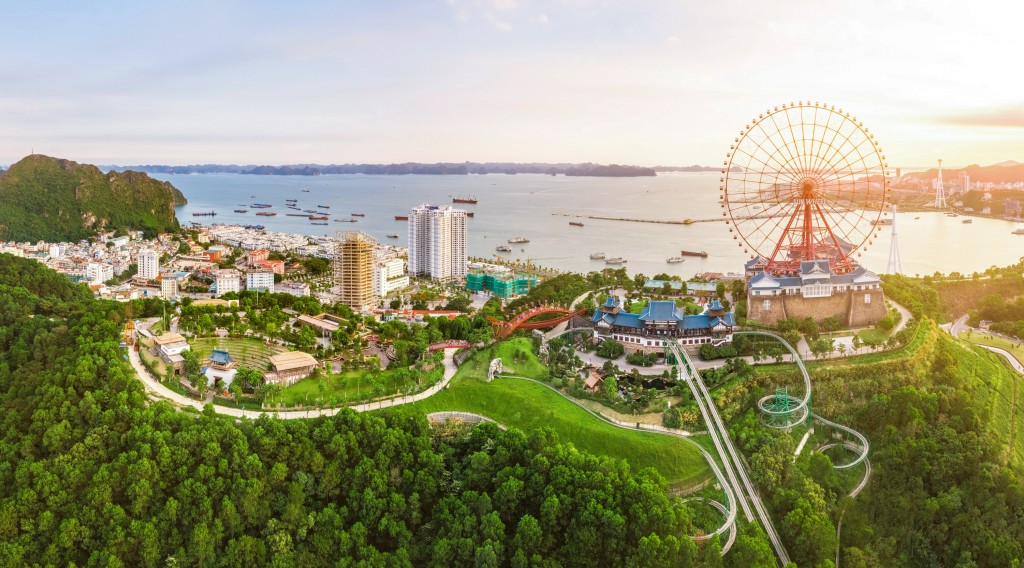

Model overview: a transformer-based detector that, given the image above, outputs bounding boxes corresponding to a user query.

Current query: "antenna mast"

[934,159,947,209]
[886,204,902,274]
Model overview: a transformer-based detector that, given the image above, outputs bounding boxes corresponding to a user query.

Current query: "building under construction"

[334,231,377,311]
[465,267,537,299]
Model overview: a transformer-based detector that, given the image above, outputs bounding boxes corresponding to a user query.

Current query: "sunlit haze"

[2,0,1022,167]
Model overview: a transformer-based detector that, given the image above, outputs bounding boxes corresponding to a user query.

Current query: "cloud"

[485,11,513,31]
[538,13,549,25]
[666,35,681,44]
[934,104,1024,128]
[490,0,517,10]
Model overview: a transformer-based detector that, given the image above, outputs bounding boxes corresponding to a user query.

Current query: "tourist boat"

[590,252,606,260]
[233,209,248,213]
[1013,228,1024,235]
[453,196,478,204]
[962,219,973,224]
[679,250,709,258]
[605,257,626,265]
[569,221,584,227]
[386,233,399,238]
[255,211,277,217]
[508,236,530,243]
[311,222,328,226]
[395,215,409,221]
[192,211,217,217]
[334,218,357,222]
[666,256,685,263]
[496,245,512,252]
[302,187,310,192]
[351,213,365,217]
[308,215,328,221]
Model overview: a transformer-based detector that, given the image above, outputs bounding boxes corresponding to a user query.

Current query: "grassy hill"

[0,154,185,242]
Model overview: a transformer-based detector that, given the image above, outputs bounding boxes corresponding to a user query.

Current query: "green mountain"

[0,154,185,242]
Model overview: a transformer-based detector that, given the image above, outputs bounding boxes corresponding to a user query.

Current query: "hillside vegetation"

[0,154,185,242]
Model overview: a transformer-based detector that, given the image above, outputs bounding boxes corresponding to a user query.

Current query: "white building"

[215,269,242,296]
[408,204,467,281]
[275,281,310,297]
[374,257,409,296]
[137,248,160,280]
[160,273,179,297]
[246,269,274,292]
[86,262,114,284]
[48,244,62,259]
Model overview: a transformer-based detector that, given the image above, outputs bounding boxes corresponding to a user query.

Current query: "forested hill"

[0,154,185,242]
[0,253,746,567]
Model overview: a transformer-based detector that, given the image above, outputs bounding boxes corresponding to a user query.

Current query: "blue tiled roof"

[602,296,618,308]
[707,299,724,311]
[681,314,710,329]
[210,349,233,364]
[643,279,683,290]
[640,301,678,321]
[612,313,643,328]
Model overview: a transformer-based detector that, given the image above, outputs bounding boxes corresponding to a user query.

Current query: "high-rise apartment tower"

[408,204,468,281]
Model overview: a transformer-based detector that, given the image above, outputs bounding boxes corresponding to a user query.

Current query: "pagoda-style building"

[591,297,734,353]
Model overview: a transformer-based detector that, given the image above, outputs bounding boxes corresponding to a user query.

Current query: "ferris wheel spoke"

[807,115,848,181]
[781,107,812,174]
[752,118,805,182]
[766,111,808,177]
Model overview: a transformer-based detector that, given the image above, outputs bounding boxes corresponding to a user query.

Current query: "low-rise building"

[248,249,270,264]
[264,351,320,386]
[591,297,735,351]
[161,273,180,297]
[203,349,237,387]
[252,259,286,274]
[246,269,274,292]
[152,332,190,370]
[86,261,114,284]
[275,281,310,297]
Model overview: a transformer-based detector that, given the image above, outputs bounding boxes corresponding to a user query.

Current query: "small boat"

[914,216,920,220]
[569,221,584,227]
[679,250,708,258]
[605,257,626,265]
[395,215,409,221]
[962,219,973,224]
[233,209,248,213]
[255,212,277,217]
[508,236,530,243]
[308,215,328,221]
[496,245,512,252]
[666,256,685,263]
[351,213,365,217]
[311,222,328,226]
[318,204,330,208]
[302,188,310,192]
[590,252,606,260]
[386,233,399,238]
[453,196,478,204]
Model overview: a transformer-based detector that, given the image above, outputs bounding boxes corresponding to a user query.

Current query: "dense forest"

[0,254,732,566]
[0,155,185,242]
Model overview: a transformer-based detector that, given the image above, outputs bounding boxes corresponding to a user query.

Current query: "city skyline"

[1,1,1022,168]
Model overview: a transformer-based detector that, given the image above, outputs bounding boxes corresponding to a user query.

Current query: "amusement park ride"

[720,101,889,275]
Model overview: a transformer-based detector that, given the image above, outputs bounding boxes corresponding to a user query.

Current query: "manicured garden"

[273,366,442,407]
[190,337,287,370]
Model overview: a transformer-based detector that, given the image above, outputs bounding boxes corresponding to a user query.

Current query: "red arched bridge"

[489,306,587,340]
[427,340,471,351]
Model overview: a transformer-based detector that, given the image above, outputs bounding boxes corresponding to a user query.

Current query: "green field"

[274,367,439,407]
[405,338,710,487]
[191,337,287,370]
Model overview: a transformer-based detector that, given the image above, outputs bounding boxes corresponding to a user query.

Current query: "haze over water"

[162,172,1024,279]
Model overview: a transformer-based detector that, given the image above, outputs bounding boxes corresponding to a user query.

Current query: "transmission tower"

[934,158,947,209]
[886,204,902,274]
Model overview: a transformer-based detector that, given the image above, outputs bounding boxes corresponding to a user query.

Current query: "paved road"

[980,345,1024,374]
[127,344,460,419]
[544,290,594,339]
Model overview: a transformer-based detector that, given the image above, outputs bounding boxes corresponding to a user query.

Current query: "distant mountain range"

[904,161,1024,184]
[98,161,736,177]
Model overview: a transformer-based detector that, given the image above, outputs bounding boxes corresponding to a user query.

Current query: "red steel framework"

[720,102,890,275]
[489,306,587,340]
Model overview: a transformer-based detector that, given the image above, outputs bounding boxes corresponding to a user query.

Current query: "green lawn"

[475,337,549,380]
[856,327,890,345]
[960,331,1024,366]
[191,337,287,370]
[404,340,710,488]
[274,367,440,407]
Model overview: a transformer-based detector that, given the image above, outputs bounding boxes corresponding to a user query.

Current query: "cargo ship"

[233,209,248,213]
[679,250,708,258]
[308,215,328,221]
[569,221,584,227]
[286,213,308,217]
[318,204,330,208]
[251,203,273,208]
[256,211,277,217]
[334,218,357,223]
[453,196,478,204]
[395,215,409,221]
[311,222,328,226]
[351,213,365,217]
[386,233,399,238]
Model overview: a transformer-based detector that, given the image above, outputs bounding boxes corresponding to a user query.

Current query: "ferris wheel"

[721,102,890,274]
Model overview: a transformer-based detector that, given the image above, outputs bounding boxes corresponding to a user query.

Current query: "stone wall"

[746,289,887,327]
[848,289,887,327]
[746,293,789,324]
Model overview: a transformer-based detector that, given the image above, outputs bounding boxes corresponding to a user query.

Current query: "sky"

[1,0,1022,168]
